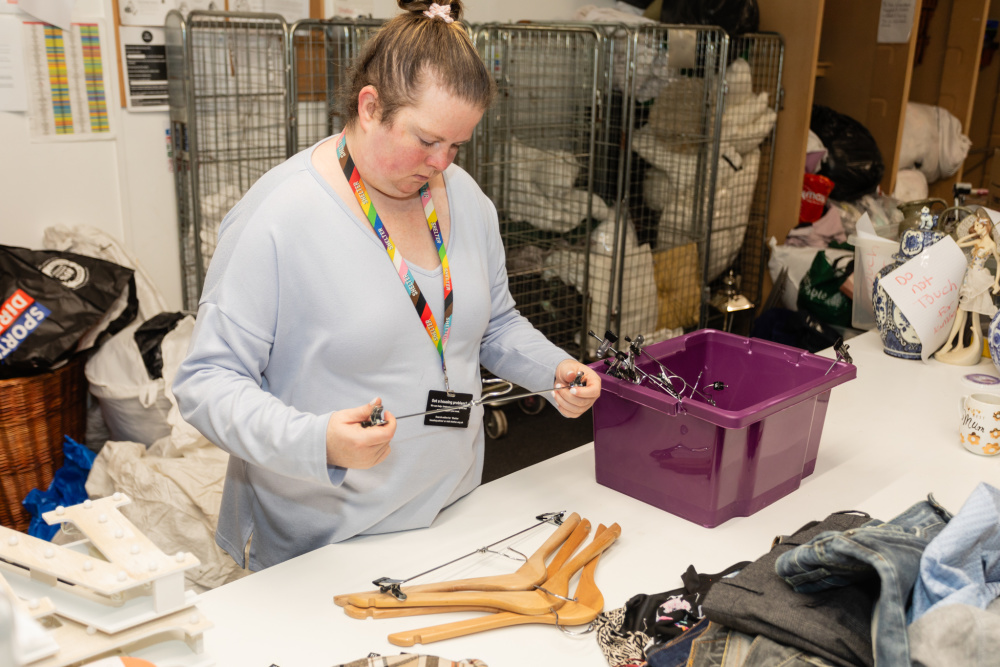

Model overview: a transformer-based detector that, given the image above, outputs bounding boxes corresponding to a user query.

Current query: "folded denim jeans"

[775,496,952,667]
[645,619,710,667]
[686,621,838,667]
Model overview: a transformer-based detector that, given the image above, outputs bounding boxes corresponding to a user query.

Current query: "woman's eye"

[420,138,435,147]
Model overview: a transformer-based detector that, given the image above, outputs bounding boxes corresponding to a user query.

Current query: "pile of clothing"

[896,102,973,200]
[596,482,1000,667]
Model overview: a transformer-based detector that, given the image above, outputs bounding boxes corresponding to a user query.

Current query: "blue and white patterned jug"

[872,207,946,359]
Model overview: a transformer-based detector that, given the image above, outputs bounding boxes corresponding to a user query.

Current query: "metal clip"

[361,404,386,428]
[371,576,407,601]
[588,329,618,359]
[537,510,566,525]
[825,337,853,375]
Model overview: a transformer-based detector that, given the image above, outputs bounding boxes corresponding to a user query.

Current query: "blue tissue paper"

[22,436,97,541]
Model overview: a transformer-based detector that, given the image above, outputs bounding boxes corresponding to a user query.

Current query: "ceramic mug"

[959,392,1000,456]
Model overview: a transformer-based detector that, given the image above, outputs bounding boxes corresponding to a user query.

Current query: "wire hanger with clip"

[361,373,587,428]
[361,511,569,602]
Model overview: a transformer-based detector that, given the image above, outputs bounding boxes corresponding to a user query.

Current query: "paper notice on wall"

[22,19,115,140]
[120,25,167,111]
[879,235,968,361]
[18,0,72,31]
[878,0,917,44]
[0,14,27,111]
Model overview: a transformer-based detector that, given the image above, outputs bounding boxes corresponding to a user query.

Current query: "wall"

[1,0,618,312]
[961,1,1000,188]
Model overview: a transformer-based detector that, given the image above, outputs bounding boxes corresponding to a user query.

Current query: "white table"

[197,330,1000,667]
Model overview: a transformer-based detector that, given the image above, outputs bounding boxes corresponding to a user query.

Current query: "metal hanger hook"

[481,377,515,401]
[557,620,597,636]
[550,607,597,636]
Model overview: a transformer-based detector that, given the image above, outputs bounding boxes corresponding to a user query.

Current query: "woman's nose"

[426,147,452,172]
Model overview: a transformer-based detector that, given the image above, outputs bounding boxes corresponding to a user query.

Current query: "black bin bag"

[811,105,885,202]
[658,0,760,36]
[0,245,137,374]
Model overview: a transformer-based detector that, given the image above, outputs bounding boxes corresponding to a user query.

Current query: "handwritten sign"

[880,235,968,362]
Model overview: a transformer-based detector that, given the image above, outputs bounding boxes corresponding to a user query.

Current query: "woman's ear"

[357,85,380,130]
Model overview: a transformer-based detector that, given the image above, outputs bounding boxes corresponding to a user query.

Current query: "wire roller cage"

[288,18,384,153]
[166,10,291,311]
[471,23,604,360]
[166,12,781,353]
[703,32,783,334]
[598,24,727,353]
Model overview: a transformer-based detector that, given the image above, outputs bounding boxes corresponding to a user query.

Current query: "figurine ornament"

[936,208,1000,366]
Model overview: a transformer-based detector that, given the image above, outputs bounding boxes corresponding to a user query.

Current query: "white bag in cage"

[706,148,760,282]
[499,136,610,233]
[645,77,712,141]
[721,91,777,155]
[642,143,742,215]
[543,220,657,356]
[653,147,760,282]
[573,6,667,102]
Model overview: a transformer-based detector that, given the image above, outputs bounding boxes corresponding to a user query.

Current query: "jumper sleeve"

[173,305,343,486]
[474,186,573,391]
[172,199,343,487]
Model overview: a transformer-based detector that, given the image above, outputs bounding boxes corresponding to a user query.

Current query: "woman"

[173,1,601,570]
[936,209,1000,365]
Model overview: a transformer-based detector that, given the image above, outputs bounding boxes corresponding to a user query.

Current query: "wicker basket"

[0,355,87,532]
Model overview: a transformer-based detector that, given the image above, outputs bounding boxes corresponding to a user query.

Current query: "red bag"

[800,173,835,222]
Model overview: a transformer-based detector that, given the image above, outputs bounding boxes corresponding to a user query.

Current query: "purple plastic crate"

[589,329,856,527]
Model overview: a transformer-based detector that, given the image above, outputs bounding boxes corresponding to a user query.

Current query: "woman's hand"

[325,398,397,469]
[551,359,602,418]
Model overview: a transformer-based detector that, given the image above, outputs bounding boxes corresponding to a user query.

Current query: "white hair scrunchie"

[423,3,454,23]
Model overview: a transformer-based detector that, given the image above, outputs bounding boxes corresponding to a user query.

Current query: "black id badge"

[424,390,473,428]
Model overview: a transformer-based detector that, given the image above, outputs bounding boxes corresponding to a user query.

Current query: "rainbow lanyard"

[337,133,454,392]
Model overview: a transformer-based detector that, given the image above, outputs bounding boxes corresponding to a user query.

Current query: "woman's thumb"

[351,397,383,423]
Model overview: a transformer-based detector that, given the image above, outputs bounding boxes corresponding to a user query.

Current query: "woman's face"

[362,82,484,199]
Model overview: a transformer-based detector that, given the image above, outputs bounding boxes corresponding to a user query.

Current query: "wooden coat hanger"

[387,524,611,646]
[335,512,583,607]
[345,523,620,615]
[343,518,593,620]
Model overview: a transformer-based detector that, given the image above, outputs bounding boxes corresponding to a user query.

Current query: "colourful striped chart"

[24,21,112,139]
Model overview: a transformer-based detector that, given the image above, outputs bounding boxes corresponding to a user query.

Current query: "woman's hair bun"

[397,1,464,22]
